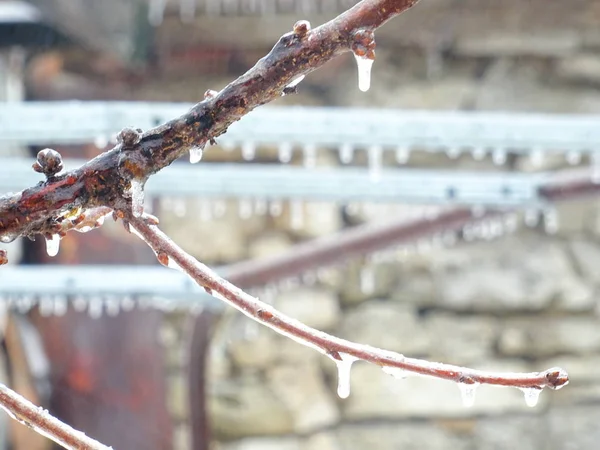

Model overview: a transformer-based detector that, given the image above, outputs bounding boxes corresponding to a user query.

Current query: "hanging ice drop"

[339,144,354,164]
[333,353,358,399]
[492,148,507,165]
[290,200,304,230]
[368,145,382,182]
[354,54,374,92]
[278,142,293,163]
[457,382,479,408]
[242,142,256,161]
[395,147,410,164]
[520,387,541,407]
[189,146,204,164]
[45,234,60,257]
[303,144,317,168]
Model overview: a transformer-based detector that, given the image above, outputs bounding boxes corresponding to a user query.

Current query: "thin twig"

[0,383,112,450]
[0,0,420,243]
[130,216,569,391]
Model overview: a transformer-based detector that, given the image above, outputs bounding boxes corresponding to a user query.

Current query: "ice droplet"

[520,387,542,407]
[381,366,407,379]
[129,179,144,217]
[303,144,317,168]
[339,144,354,164]
[148,0,167,25]
[458,382,479,407]
[472,147,486,161]
[360,266,375,295]
[94,135,108,149]
[45,234,60,257]
[269,200,283,217]
[173,199,187,217]
[242,142,256,161]
[368,145,382,182]
[283,74,305,94]
[290,200,304,230]
[88,298,103,319]
[189,146,204,164]
[565,150,582,165]
[238,199,254,219]
[543,208,559,234]
[446,147,461,159]
[492,148,507,165]
[530,148,544,167]
[354,54,374,92]
[395,147,410,164]
[0,232,17,244]
[278,142,294,163]
[524,208,540,228]
[38,296,53,317]
[120,296,136,311]
[53,296,68,316]
[333,353,358,399]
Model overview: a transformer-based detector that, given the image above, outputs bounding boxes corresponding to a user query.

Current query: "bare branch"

[0,382,111,450]
[130,216,569,393]
[0,0,420,243]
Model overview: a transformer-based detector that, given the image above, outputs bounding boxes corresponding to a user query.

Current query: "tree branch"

[0,383,111,450]
[0,0,420,244]
[130,216,569,393]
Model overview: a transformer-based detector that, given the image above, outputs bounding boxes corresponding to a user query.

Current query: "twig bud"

[33,149,63,178]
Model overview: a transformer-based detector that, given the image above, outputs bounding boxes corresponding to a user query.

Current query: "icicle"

[282,75,305,95]
[72,296,88,312]
[332,353,359,399]
[565,150,582,165]
[88,298,103,319]
[457,382,479,407]
[148,0,167,25]
[472,147,486,161]
[303,144,317,168]
[278,142,294,163]
[52,296,68,316]
[38,296,54,317]
[524,208,540,228]
[213,199,227,218]
[242,142,256,161]
[395,147,410,164]
[120,296,136,311]
[543,208,559,234]
[199,200,213,222]
[354,54,374,92]
[254,198,268,216]
[289,200,304,230]
[238,199,254,219]
[381,366,407,379]
[128,179,144,217]
[0,232,17,244]
[530,148,545,168]
[492,148,507,165]
[269,200,283,217]
[360,265,375,295]
[45,234,60,257]
[189,147,204,164]
[339,144,354,164]
[105,297,121,316]
[179,0,196,22]
[94,135,108,149]
[173,199,187,217]
[445,147,461,159]
[520,387,542,407]
[368,145,383,182]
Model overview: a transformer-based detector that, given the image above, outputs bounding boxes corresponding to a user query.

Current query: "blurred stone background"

[2,0,600,449]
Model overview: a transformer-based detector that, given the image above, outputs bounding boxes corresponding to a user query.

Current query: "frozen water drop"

[242,142,256,161]
[254,198,268,216]
[129,179,144,217]
[458,382,479,408]
[354,54,374,92]
[53,296,68,316]
[339,144,354,164]
[173,199,187,217]
[368,145,382,182]
[290,200,304,230]
[38,296,54,317]
[303,144,317,168]
[360,266,375,295]
[88,298,103,319]
[72,296,88,312]
[94,135,108,149]
[238,199,254,219]
[105,297,121,316]
[524,208,540,228]
[395,147,410,164]
[120,296,136,311]
[566,150,582,165]
[472,147,486,161]
[189,147,204,164]
[278,142,293,163]
[445,147,461,159]
[530,148,545,167]
[0,232,17,244]
[283,74,305,95]
[45,234,60,257]
[333,353,358,399]
[492,148,507,165]
[269,200,283,217]
[520,387,542,407]
[381,366,407,379]
[543,208,559,234]
[148,0,167,25]
[199,200,213,222]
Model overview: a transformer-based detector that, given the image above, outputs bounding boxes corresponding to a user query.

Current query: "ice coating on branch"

[45,234,60,257]
[333,353,359,399]
[129,179,144,217]
[458,382,479,407]
[354,54,374,92]
[189,146,204,164]
[520,387,542,407]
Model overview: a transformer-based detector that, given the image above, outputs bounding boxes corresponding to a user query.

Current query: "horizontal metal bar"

[0,265,223,311]
[0,102,599,154]
[0,158,546,206]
